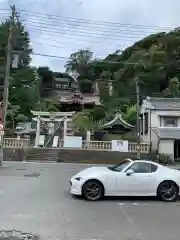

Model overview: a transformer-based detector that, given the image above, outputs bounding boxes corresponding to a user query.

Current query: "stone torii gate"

[31,111,75,148]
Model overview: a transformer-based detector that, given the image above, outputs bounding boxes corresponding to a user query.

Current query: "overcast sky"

[0,0,180,72]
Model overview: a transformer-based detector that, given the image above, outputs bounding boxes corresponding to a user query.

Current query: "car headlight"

[74,177,82,181]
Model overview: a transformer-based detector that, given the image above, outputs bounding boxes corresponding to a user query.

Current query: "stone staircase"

[24,148,59,162]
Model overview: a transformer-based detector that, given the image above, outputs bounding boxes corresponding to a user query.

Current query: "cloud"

[1,0,180,71]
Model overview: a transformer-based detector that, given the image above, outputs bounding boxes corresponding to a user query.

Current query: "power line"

[17,8,172,30]
[32,52,129,64]
[29,32,129,45]
[19,15,171,33]
[0,8,173,53]
[31,52,174,67]
[29,26,144,41]
[22,19,163,37]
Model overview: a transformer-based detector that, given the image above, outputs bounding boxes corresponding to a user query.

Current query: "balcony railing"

[2,138,149,153]
[59,140,149,153]
[3,138,30,148]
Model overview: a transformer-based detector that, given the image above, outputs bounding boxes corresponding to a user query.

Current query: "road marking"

[118,202,149,206]
[132,202,139,206]
[117,202,125,207]
[12,213,32,220]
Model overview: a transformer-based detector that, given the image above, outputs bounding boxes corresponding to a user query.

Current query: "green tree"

[0,18,37,121]
[37,67,54,98]
[90,106,106,122]
[9,67,37,118]
[65,49,93,79]
[34,99,58,112]
[15,113,28,123]
[72,112,93,133]
[123,105,137,125]
[88,28,180,115]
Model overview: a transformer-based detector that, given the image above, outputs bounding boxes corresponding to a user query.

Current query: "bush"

[90,106,106,122]
[15,113,28,122]
[157,153,173,165]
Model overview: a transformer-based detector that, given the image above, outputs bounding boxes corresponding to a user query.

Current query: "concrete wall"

[141,111,160,151]
[159,140,174,160]
[4,148,25,162]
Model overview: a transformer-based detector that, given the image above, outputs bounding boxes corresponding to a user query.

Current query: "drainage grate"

[24,173,40,178]
[0,230,39,239]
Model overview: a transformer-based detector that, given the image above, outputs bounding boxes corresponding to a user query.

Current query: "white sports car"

[70,159,180,202]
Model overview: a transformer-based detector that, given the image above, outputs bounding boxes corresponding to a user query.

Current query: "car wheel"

[82,180,104,201]
[157,181,179,202]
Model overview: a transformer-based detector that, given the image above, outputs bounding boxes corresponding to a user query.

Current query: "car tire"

[157,180,179,202]
[82,180,104,201]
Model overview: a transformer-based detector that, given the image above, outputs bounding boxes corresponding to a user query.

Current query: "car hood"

[72,166,110,179]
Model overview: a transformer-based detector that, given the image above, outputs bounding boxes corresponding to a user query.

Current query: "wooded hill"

[1,14,180,127]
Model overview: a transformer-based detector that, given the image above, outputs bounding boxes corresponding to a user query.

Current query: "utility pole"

[136,77,141,159]
[0,5,16,166]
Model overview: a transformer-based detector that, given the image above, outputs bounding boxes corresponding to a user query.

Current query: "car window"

[108,160,131,172]
[127,162,157,173]
[151,164,158,172]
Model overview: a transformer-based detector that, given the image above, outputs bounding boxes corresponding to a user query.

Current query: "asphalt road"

[0,162,180,240]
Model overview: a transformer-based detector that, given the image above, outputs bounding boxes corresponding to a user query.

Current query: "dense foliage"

[65,29,180,124]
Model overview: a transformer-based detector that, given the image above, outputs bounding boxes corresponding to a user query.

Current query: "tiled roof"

[60,95,101,105]
[147,97,180,110]
[15,122,36,134]
[102,113,134,129]
[152,127,180,139]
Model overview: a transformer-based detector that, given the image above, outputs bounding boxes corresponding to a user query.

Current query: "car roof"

[130,159,160,166]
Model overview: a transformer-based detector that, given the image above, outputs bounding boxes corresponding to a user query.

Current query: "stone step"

[25,148,59,162]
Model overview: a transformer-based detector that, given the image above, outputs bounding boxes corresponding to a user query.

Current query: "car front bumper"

[70,178,83,195]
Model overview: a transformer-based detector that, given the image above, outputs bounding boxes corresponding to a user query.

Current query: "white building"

[140,97,180,160]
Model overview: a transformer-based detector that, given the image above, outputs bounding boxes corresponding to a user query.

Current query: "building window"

[162,116,178,127]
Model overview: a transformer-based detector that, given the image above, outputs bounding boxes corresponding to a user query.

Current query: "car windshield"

[108,159,132,172]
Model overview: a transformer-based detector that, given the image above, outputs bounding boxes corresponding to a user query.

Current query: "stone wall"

[57,149,151,164]
[4,148,25,162]
[3,148,151,164]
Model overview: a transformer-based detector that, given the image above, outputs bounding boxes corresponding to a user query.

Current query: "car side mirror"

[126,169,134,176]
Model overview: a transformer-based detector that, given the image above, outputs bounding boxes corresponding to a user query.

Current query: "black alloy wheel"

[82,180,104,201]
[157,181,179,202]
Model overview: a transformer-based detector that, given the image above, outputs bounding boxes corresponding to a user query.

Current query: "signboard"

[53,136,59,148]
[111,140,128,152]
[38,135,45,147]
[64,136,82,148]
